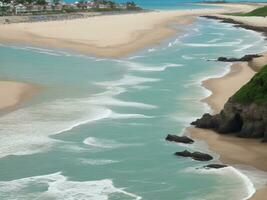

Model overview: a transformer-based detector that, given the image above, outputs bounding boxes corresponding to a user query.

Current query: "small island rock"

[165,134,194,144]
[174,150,213,161]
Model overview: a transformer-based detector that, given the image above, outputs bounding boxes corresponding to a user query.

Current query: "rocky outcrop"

[202,164,228,169]
[165,134,194,144]
[217,54,262,62]
[191,97,267,141]
[174,150,213,161]
[202,16,267,37]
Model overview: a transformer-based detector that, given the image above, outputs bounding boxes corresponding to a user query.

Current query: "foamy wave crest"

[210,32,225,36]
[234,165,267,190]
[184,166,255,200]
[182,55,194,60]
[0,98,112,158]
[185,63,231,88]
[184,39,242,47]
[234,44,254,52]
[79,158,118,165]
[110,112,154,119]
[83,137,139,149]
[128,55,146,60]
[167,38,180,48]
[96,75,160,87]
[148,48,156,52]
[0,172,142,200]
[88,96,157,109]
[125,62,182,72]
[207,38,222,43]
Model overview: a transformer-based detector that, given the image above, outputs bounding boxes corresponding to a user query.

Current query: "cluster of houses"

[0,0,138,16]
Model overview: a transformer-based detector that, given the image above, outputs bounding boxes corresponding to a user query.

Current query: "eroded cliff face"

[191,98,267,141]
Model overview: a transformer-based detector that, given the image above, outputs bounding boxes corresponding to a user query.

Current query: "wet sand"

[0,81,37,112]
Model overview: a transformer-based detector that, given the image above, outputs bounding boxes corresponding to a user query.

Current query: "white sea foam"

[186,63,231,88]
[234,44,254,52]
[207,38,222,43]
[79,158,118,165]
[36,51,62,56]
[88,96,157,109]
[167,38,180,48]
[184,39,242,47]
[148,48,156,52]
[0,99,112,158]
[234,165,267,190]
[83,137,121,148]
[0,172,142,200]
[184,166,255,200]
[96,75,160,87]
[128,55,146,60]
[83,136,142,149]
[125,62,182,72]
[182,55,194,60]
[210,32,225,36]
[0,88,155,158]
[110,112,154,119]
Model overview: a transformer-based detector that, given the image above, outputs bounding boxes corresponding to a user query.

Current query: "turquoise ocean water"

[0,15,267,200]
[64,0,267,10]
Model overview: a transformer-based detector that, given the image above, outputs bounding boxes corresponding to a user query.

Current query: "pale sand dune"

[0,81,36,111]
[0,9,238,58]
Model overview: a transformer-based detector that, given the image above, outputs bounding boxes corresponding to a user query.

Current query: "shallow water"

[0,18,266,200]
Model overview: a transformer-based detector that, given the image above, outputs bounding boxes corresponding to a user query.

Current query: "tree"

[36,0,47,5]
[126,1,137,9]
[53,0,60,5]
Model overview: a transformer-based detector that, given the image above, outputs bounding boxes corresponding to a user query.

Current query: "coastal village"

[0,0,140,16]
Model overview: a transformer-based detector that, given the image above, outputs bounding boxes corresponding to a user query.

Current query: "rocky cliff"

[191,65,267,142]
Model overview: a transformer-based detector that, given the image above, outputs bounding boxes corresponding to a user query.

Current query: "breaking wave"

[0,172,142,200]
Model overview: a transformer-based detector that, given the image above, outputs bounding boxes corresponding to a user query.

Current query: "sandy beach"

[0,81,37,112]
[0,4,255,58]
[186,6,267,198]
[188,54,267,199]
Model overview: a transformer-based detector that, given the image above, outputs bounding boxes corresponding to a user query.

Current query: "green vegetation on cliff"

[233,65,267,104]
[234,6,267,17]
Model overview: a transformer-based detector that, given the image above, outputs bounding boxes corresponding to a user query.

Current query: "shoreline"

[188,60,267,199]
[186,7,267,199]
[0,81,38,114]
[188,51,267,199]
[0,5,255,58]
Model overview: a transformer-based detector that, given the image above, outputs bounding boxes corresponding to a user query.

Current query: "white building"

[99,4,110,9]
[15,4,27,14]
[116,4,127,9]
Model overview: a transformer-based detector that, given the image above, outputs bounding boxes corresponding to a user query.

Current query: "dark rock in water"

[203,164,228,169]
[217,54,262,62]
[175,150,192,157]
[174,150,213,161]
[165,134,194,144]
